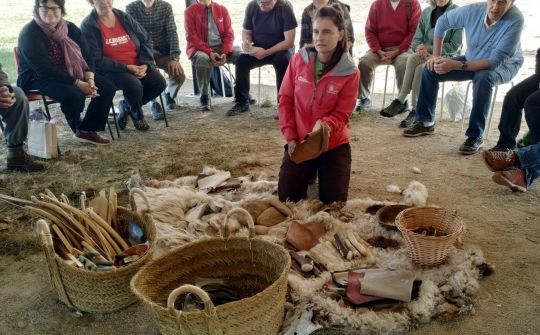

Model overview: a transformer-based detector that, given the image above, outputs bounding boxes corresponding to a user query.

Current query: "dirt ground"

[0,81,538,335]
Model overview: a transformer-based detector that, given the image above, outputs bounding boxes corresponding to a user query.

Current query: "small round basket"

[375,205,410,230]
[131,208,290,335]
[395,207,464,267]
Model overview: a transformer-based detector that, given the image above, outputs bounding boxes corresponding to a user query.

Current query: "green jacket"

[412,4,462,57]
[0,63,9,86]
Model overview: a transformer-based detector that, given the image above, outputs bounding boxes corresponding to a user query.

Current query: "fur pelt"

[127,168,486,333]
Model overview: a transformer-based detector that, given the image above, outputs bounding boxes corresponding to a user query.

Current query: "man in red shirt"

[357,0,421,112]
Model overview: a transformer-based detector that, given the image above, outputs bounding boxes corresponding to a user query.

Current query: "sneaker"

[74,130,111,146]
[492,168,527,192]
[399,109,416,128]
[403,122,435,137]
[355,98,372,112]
[459,136,483,155]
[483,149,517,172]
[134,119,150,131]
[380,99,408,117]
[165,92,177,110]
[200,94,211,112]
[150,101,164,121]
[117,100,130,130]
[226,102,249,116]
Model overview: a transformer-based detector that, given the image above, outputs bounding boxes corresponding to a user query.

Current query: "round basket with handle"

[131,207,291,335]
[395,207,464,267]
[35,188,156,313]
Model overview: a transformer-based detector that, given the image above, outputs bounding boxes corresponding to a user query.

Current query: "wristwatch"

[461,61,468,71]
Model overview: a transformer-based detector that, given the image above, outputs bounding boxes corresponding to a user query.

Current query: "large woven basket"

[35,188,156,313]
[131,208,291,335]
[395,207,464,267]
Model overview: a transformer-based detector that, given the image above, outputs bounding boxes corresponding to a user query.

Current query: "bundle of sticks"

[0,188,130,267]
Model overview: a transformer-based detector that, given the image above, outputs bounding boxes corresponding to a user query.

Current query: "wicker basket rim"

[395,207,464,237]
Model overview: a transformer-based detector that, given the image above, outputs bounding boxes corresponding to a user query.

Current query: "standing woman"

[81,0,166,131]
[380,0,462,127]
[17,0,115,145]
[278,5,359,204]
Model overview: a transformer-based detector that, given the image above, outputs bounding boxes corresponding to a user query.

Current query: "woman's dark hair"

[34,0,66,16]
[311,4,348,75]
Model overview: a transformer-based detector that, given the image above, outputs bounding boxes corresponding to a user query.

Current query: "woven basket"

[131,208,291,335]
[395,207,464,267]
[35,188,156,313]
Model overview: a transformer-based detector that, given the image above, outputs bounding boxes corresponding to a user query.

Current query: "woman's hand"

[76,80,99,98]
[287,140,297,157]
[0,86,15,108]
[127,64,148,79]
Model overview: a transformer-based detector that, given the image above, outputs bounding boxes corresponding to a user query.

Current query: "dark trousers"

[496,74,540,149]
[234,50,292,105]
[31,73,115,132]
[278,143,351,204]
[104,67,166,120]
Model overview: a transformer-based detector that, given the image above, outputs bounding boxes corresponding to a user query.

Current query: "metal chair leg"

[159,93,169,127]
[106,119,115,140]
[258,67,262,107]
[461,81,473,132]
[484,86,499,140]
[382,65,391,108]
[439,82,446,120]
[110,104,121,138]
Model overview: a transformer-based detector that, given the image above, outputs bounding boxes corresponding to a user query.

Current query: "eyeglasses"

[39,5,62,13]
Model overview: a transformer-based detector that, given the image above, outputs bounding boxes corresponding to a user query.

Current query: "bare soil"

[0,83,538,335]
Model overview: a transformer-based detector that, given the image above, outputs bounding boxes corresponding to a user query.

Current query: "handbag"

[27,120,58,159]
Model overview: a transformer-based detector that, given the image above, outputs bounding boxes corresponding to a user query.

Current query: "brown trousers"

[278,143,351,204]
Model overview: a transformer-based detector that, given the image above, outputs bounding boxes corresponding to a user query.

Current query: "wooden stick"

[334,234,352,260]
[290,251,313,272]
[51,224,73,254]
[86,208,129,250]
[344,238,359,258]
[348,233,367,257]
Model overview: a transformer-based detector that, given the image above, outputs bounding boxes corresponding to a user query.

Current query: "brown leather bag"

[285,220,326,251]
[290,120,330,164]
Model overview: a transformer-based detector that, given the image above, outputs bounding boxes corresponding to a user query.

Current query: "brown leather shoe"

[492,168,526,192]
[483,149,517,171]
[6,147,46,172]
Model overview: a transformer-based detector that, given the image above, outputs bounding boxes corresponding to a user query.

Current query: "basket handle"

[223,207,255,239]
[167,284,214,311]
[129,188,150,213]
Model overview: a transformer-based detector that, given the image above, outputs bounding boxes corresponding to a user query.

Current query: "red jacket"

[365,0,421,53]
[184,2,234,58]
[278,49,360,151]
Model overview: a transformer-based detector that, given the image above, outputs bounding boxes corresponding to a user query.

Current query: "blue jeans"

[496,74,540,149]
[415,57,520,137]
[517,143,540,187]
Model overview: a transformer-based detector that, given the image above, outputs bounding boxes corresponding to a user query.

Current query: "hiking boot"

[483,149,518,172]
[134,119,150,131]
[403,122,435,137]
[6,147,46,172]
[399,109,416,128]
[355,98,372,112]
[226,102,249,116]
[200,94,211,112]
[165,92,177,110]
[150,101,164,121]
[74,130,111,146]
[117,100,130,130]
[459,137,483,155]
[380,99,408,117]
[492,168,527,192]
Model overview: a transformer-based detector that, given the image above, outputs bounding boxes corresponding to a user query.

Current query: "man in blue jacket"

[403,0,524,155]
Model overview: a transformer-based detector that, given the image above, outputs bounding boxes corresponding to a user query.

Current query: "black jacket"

[80,8,155,74]
[16,20,93,91]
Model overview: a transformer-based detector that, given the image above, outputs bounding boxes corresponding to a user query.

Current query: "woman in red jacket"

[278,5,359,204]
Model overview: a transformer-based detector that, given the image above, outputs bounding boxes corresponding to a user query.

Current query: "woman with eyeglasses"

[277,5,359,204]
[17,0,116,145]
[81,0,166,131]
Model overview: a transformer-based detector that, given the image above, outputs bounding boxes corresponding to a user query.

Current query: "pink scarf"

[33,13,88,80]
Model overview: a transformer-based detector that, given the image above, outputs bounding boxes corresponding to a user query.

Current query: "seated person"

[0,63,45,172]
[299,0,354,50]
[126,0,185,114]
[490,47,539,152]
[357,0,421,111]
[403,0,524,155]
[81,0,167,131]
[227,0,297,116]
[381,0,462,128]
[185,0,239,111]
[17,0,115,145]
[278,5,359,204]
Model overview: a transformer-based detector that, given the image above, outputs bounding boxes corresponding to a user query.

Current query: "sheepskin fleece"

[129,168,487,334]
